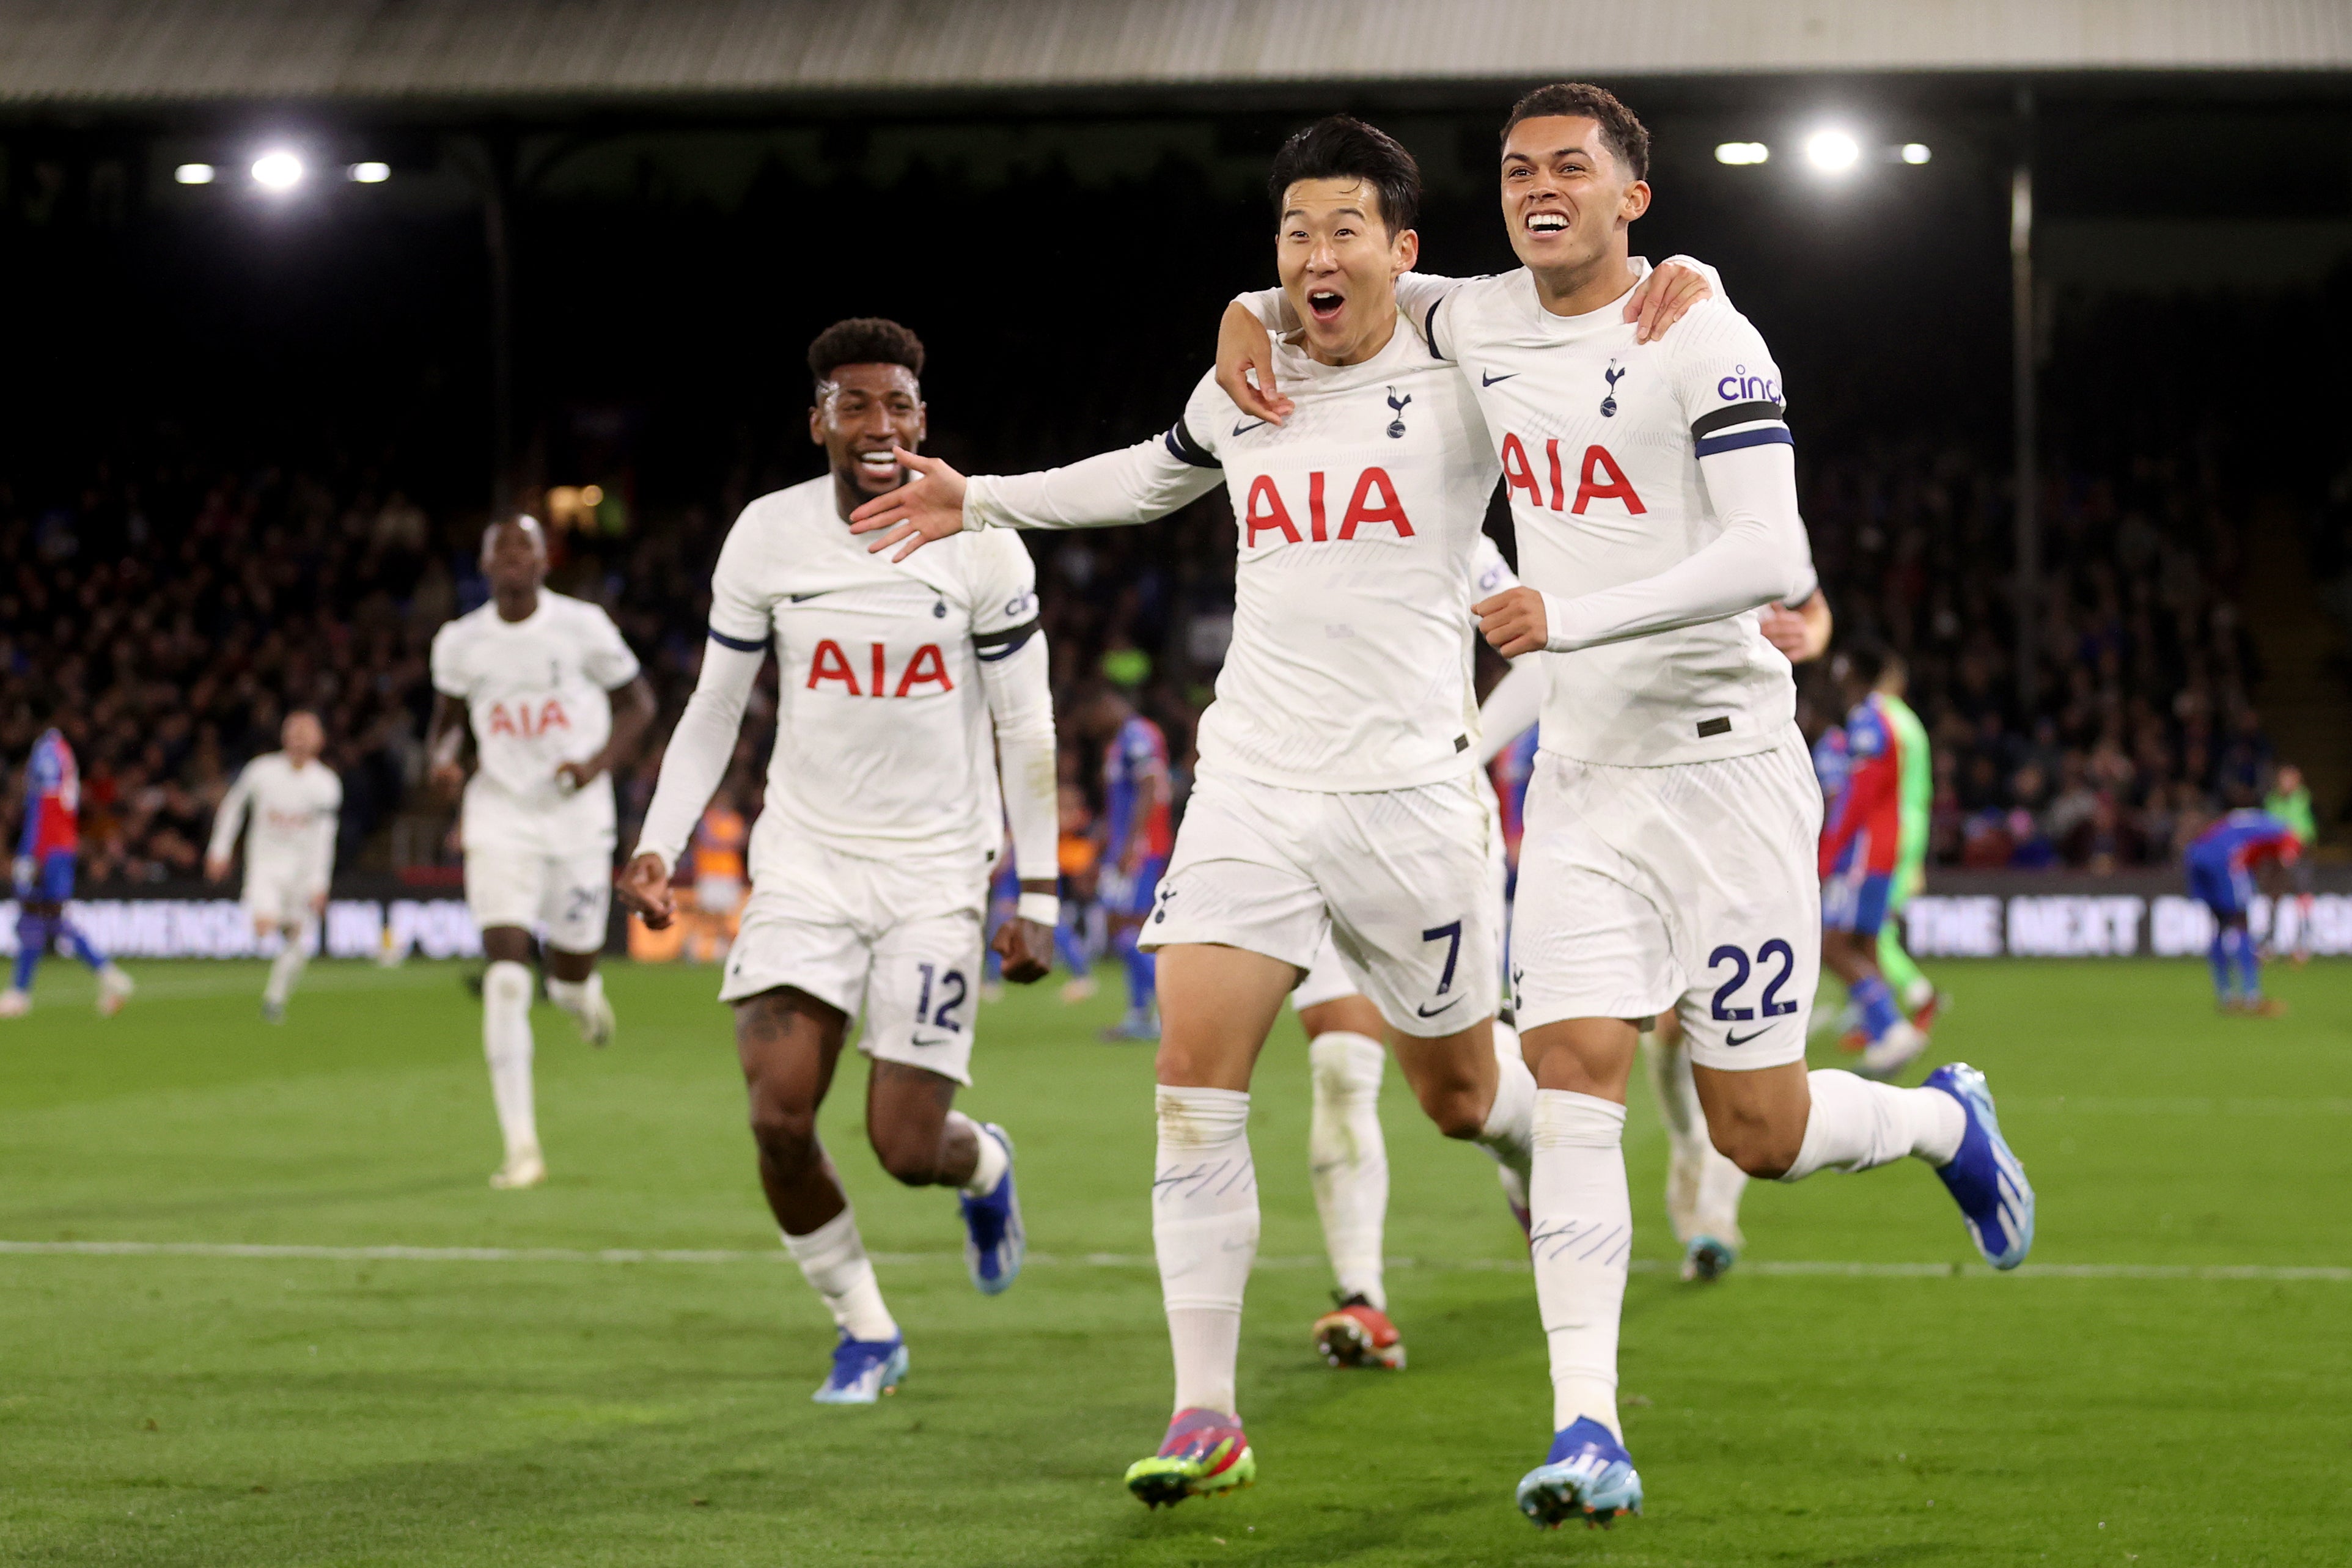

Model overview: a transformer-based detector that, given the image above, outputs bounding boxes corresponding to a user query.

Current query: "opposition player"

[2185,808,2301,1015]
[1083,686,1174,1042]
[1817,645,1929,1079]
[428,516,655,1189]
[2262,763,2317,963]
[850,120,1712,1506]
[614,318,1059,1407]
[1870,652,1946,1025]
[1216,84,2034,1529]
[3,723,134,1019]
[206,710,344,1022]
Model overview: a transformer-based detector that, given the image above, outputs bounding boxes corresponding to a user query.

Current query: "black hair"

[1501,82,1652,183]
[808,317,925,393]
[1266,115,1421,237]
[1837,639,1889,691]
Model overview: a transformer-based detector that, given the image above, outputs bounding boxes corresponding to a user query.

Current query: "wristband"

[1017,892,1060,926]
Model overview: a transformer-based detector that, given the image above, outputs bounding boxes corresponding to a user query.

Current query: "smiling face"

[1499,114,1648,284]
[1276,177,1419,367]
[810,362,926,502]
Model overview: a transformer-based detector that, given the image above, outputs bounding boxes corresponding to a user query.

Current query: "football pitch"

[2,956,2347,1566]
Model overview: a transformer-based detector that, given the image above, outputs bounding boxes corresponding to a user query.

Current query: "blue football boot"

[811,1331,908,1405]
[958,1123,1025,1295]
[1516,1416,1643,1528]
[1924,1062,2034,1270]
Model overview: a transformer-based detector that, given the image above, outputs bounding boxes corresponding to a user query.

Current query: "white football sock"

[263,922,313,1006]
[1153,1085,1257,1416]
[480,960,538,1159]
[782,1207,899,1343]
[1307,1031,1388,1310]
[1476,1018,1537,1190]
[1531,1089,1630,1438]
[1642,1031,1746,1247]
[545,970,602,1022]
[952,1111,1008,1197]
[1779,1068,1966,1181]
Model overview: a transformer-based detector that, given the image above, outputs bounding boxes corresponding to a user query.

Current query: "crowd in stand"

[0,427,2306,888]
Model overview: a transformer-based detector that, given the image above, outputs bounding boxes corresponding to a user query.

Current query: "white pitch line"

[0,1239,2343,1282]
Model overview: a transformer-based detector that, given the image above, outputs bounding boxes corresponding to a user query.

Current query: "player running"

[850,119,1714,1508]
[1082,686,1174,1042]
[615,318,1059,1407]
[2185,807,2302,1015]
[428,516,655,1190]
[2262,763,2317,963]
[4,724,134,1019]
[1216,82,2034,1530]
[206,710,343,1022]
[1817,645,1930,1079]
[1869,652,1944,1027]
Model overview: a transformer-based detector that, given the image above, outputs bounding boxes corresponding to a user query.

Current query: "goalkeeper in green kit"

[1873,654,1946,1028]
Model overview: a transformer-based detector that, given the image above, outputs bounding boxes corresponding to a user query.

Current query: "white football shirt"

[1422,277,1815,766]
[968,313,1497,793]
[430,590,641,846]
[706,474,1043,870]
[207,752,342,881]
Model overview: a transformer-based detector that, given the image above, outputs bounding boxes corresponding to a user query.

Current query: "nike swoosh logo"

[1724,1025,1773,1047]
[1415,995,1466,1019]
[911,1035,954,1048]
[787,592,826,603]
[1232,417,1268,437]
[1481,370,1517,386]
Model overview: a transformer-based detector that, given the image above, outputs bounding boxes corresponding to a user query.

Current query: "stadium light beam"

[251,150,305,191]
[174,163,216,185]
[1714,142,1770,166]
[1804,130,1861,174]
[347,161,391,183]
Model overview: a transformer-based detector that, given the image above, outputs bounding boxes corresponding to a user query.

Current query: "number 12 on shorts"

[1708,939,1799,1022]
[914,962,968,1033]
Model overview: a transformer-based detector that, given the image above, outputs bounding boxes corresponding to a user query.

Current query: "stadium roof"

[2,0,2350,106]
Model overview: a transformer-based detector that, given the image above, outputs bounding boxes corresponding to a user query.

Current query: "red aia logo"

[807,640,954,698]
[485,700,571,737]
[1243,467,1413,547]
[1499,437,1645,516]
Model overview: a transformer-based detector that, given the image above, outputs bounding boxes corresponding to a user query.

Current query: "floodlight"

[251,151,304,190]
[347,161,391,183]
[1804,131,1860,174]
[1900,143,1931,165]
[174,163,216,185]
[1714,142,1770,166]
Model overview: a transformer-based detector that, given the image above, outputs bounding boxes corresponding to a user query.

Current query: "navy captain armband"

[1691,399,1792,458]
[972,616,1041,662]
[708,626,767,653]
[1164,416,1221,469]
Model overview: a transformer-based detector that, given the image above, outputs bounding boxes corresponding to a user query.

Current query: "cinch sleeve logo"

[1242,469,1414,546]
[1499,435,1647,516]
[807,639,955,697]
[1715,364,1781,404]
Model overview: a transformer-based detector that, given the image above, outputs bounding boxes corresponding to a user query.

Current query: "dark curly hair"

[807,317,925,394]
[1501,82,1651,183]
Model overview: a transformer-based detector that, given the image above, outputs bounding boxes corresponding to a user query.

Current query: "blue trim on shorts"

[1823,869,1892,936]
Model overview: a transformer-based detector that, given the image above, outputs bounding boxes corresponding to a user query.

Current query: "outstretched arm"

[616,641,764,929]
[847,434,1222,563]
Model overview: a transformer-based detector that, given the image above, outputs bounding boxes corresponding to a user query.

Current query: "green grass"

[2,955,2348,1566]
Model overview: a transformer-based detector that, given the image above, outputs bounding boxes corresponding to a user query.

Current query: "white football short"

[1147,766,1496,1039]
[720,837,987,1086]
[1290,769,1513,1020]
[465,846,614,954]
[241,857,327,928]
[1512,727,1822,1071]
